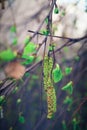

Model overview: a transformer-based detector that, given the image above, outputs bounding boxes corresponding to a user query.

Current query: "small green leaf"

[22,55,35,65]
[49,46,53,51]
[65,67,72,75]
[10,26,16,32]
[72,118,78,130]
[63,96,73,104]
[0,95,5,104]
[54,8,59,14]
[62,81,73,95]
[12,87,19,94]
[17,98,21,104]
[22,54,30,59]
[18,115,25,124]
[49,44,55,51]
[41,29,49,36]
[72,118,77,124]
[53,64,63,83]
[0,49,16,61]
[23,42,36,55]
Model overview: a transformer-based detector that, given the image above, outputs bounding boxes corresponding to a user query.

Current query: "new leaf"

[0,49,16,61]
[62,81,73,95]
[53,64,63,83]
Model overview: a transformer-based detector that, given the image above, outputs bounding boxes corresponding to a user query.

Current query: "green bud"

[54,8,59,14]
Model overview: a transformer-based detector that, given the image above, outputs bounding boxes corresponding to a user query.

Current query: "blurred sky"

[60,0,86,11]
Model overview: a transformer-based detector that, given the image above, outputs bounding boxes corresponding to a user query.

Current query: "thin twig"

[28,30,87,41]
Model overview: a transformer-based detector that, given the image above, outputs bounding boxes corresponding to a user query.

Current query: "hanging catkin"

[43,55,56,119]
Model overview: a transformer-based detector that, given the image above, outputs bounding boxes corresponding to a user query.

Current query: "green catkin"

[43,56,57,119]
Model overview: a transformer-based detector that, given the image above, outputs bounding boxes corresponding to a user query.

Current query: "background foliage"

[0,0,87,130]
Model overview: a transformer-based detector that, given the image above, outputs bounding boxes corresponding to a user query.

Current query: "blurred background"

[0,0,87,130]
